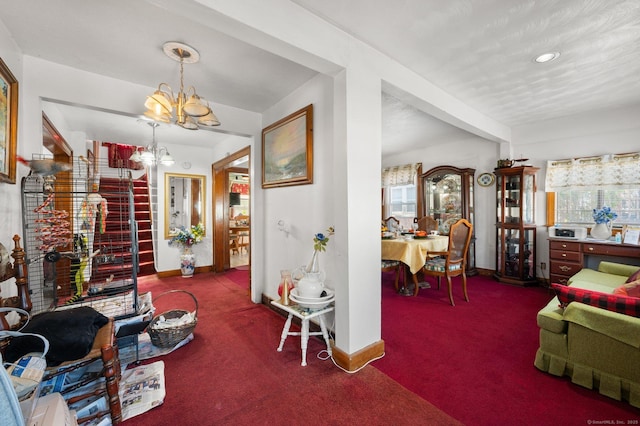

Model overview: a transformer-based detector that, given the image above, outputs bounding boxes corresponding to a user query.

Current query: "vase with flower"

[169,223,205,277]
[296,227,334,298]
[591,207,617,240]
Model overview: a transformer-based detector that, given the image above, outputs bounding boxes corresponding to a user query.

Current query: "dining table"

[381,235,449,294]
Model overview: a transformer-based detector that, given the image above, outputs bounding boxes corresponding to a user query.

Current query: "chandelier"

[129,122,175,166]
[144,41,220,130]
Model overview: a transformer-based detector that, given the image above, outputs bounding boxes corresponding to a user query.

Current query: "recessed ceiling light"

[534,52,560,63]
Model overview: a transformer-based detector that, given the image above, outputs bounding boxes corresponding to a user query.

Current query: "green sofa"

[535,261,640,407]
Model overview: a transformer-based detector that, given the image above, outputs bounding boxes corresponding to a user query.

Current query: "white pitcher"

[296,270,325,298]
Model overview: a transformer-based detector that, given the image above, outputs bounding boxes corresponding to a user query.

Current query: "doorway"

[212,147,251,274]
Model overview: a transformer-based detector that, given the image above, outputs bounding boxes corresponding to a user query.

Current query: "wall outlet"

[540,262,546,270]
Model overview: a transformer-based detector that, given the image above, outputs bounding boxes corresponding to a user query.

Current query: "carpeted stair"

[94,176,155,280]
[132,175,155,276]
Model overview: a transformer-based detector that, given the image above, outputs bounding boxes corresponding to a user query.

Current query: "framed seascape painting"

[0,58,18,184]
[262,104,313,189]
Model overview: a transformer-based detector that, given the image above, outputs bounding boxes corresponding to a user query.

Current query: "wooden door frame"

[42,112,74,295]
[212,146,251,273]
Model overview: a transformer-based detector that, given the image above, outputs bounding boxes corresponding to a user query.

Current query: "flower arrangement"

[169,223,205,249]
[592,206,617,224]
[313,226,335,252]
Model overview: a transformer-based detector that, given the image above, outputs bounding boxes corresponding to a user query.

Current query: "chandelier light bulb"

[144,42,221,130]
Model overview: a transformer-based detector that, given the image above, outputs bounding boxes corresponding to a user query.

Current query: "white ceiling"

[1,0,639,155]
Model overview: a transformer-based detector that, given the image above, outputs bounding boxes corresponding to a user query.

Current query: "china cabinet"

[422,166,476,274]
[494,166,539,286]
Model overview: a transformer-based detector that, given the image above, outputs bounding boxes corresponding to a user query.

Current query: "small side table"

[271,300,334,366]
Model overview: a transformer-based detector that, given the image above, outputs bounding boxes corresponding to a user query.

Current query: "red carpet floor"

[124,272,459,425]
[375,272,640,425]
[125,271,640,425]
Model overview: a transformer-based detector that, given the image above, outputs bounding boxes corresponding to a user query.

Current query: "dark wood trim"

[156,265,213,279]
[42,112,74,295]
[212,146,251,273]
[330,339,385,372]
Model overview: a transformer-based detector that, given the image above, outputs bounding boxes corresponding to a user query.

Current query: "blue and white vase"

[180,247,196,277]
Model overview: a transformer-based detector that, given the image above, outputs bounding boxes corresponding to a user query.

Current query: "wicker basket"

[148,290,198,348]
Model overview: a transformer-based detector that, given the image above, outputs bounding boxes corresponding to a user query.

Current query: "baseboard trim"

[330,339,385,372]
[156,265,212,278]
[475,267,494,276]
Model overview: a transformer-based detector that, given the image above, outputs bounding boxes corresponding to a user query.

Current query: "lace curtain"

[545,153,640,192]
[381,163,420,186]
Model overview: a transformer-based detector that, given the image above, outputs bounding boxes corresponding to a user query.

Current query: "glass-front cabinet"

[422,166,476,274]
[494,166,539,285]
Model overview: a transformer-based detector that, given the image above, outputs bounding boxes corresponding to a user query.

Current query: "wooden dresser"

[549,238,640,285]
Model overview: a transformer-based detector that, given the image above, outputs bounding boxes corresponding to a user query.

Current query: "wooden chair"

[417,216,438,233]
[420,218,473,305]
[1,235,122,423]
[381,259,404,292]
[230,233,240,255]
[382,216,400,232]
[237,232,250,253]
[0,235,31,334]
[43,318,123,424]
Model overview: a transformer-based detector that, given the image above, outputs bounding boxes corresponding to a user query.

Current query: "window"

[381,163,422,229]
[387,184,416,229]
[546,153,640,227]
[555,187,640,226]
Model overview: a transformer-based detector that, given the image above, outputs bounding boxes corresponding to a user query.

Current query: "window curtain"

[381,163,420,186]
[231,182,249,195]
[381,163,420,219]
[545,153,640,192]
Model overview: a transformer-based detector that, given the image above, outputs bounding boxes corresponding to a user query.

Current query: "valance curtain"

[231,182,249,195]
[381,163,420,187]
[545,153,640,192]
[102,142,144,170]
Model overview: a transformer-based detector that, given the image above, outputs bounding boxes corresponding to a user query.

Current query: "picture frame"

[622,225,640,245]
[262,104,313,188]
[0,58,18,184]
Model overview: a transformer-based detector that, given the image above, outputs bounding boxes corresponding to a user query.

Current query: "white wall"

[261,74,335,298]
[0,20,23,299]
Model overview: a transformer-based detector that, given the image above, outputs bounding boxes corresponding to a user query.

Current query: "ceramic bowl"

[289,293,335,309]
[290,288,334,303]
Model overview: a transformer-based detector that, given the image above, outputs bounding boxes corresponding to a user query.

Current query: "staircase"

[94,176,155,280]
[133,176,155,276]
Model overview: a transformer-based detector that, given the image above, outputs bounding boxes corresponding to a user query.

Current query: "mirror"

[165,173,206,238]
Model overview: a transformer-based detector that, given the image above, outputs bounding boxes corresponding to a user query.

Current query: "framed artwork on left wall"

[0,58,18,184]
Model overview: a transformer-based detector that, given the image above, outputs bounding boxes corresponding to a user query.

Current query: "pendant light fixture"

[144,41,220,130]
[129,122,175,166]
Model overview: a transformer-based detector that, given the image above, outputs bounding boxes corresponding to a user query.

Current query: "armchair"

[420,219,473,305]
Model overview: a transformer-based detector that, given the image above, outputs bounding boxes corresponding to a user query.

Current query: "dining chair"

[230,234,240,255]
[420,218,473,305]
[382,216,400,232]
[417,216,438,233]
[381,259,404,291]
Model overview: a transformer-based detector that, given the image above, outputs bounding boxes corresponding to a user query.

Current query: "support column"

[331,63,385,370]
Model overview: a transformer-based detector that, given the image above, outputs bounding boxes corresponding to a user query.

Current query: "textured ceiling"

[1,0,639,153]
[296,0,640,126]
